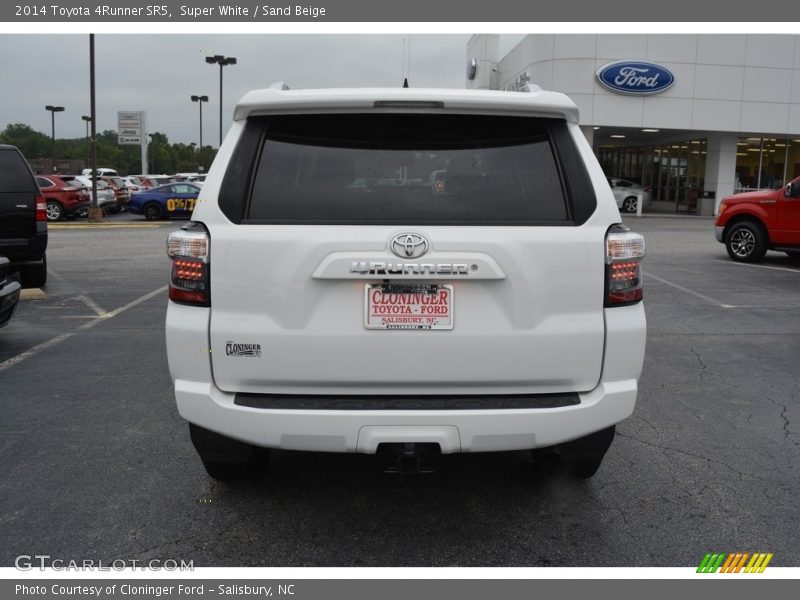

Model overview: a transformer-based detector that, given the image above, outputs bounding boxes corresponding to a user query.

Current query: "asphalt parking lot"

[1,215,798,567]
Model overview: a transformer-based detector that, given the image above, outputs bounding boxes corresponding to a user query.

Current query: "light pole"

[45,105,64,172]
[190,95,208,150]
[148,133,156,174]
[205,55,236,146]
[81,115,91,168]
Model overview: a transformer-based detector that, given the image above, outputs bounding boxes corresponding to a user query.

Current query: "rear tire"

[725,221,767,262]
[20,255,47,289]
[143,202,163,221]
[189,423,269,481]
[46,200,64,222]
[622,196,638,213]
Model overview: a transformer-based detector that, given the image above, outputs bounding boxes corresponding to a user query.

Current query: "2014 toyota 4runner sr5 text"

[165,85,647,481]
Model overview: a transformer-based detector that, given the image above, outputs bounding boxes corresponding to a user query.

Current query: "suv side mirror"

[787,183,795,197]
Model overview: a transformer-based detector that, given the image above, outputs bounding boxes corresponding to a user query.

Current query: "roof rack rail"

[270,81,290,90]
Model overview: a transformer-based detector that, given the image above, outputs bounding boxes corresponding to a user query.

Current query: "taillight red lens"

[605,227,645,307]
[35,195,47,221]
[167,225,210,306]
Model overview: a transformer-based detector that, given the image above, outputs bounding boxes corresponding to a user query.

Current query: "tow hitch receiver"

[378,443,440,475]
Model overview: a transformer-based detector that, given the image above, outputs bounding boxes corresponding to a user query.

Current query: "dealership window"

[596,138,707,211]
[735,137,800,193]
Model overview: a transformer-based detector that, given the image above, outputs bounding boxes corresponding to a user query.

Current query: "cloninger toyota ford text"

[165,84,647,481]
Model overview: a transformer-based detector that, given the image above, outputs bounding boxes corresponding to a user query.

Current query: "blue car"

[128,183,201,221]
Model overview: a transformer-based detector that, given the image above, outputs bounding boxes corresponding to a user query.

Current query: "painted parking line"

[714,259,800,274]
[0,285,167,374]
[642,271,736,308]
[77,294,108,317]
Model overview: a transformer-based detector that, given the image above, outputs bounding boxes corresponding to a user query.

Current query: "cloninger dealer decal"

[225,342,262,358]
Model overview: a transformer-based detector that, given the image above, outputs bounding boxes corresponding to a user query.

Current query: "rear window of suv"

[0,148,36,192]
[222,114,595,226]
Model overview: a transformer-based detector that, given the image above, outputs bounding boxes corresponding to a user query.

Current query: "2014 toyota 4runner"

[715,176,800,262]
[165,85,647,481]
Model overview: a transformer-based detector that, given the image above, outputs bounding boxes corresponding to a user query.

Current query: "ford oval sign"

[596,61,675,95]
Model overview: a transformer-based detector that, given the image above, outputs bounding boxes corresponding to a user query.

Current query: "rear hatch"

[207,113,605,395]
[0,147,39,243]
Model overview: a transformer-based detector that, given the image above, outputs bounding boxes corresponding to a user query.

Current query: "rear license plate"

[364,283,453,330]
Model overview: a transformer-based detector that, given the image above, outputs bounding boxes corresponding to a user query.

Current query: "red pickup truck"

[715,175,800,262]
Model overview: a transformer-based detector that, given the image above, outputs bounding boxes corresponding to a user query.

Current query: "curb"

[48,223,166,229]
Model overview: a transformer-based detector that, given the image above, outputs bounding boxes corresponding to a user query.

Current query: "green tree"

[0,123,218,175]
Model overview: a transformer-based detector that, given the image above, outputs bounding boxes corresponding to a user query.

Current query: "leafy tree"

[0,123,217,175]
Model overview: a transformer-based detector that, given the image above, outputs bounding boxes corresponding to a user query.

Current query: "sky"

[0,34,524,147]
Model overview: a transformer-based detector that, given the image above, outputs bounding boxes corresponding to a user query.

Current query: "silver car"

[607,178,651,213]
[60,175,118,214]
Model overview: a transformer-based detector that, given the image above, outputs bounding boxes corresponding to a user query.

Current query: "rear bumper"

[0,234,47,266]
[174,378,637,453]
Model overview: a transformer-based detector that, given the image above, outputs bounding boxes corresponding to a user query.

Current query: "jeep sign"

[596,61,675,95]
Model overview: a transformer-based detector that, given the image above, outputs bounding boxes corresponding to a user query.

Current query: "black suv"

[0,145,47,288]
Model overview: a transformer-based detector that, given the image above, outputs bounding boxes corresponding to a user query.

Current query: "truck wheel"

[725,221,767,262]
[189,423,269,481]
[20,255,47,289]
[622,196,638,213]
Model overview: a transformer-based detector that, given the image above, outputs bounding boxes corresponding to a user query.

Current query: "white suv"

[165,85,646,481]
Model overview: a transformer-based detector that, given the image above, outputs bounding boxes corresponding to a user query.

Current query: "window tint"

[0,149,35,192]
[36,177,55,188]
[245,114,570,225]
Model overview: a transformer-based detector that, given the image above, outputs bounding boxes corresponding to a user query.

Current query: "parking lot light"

[44,105,64,172]
[190,95,209,150]
[205,55,237,146]
[81,116,91,168]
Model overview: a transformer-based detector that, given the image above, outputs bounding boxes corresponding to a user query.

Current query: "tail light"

[62,186,78,192]
[167,224,210,306]
[35,195,47,221]
[605,225,645,306]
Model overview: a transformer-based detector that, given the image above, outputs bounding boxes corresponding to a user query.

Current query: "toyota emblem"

[390,233,429,259]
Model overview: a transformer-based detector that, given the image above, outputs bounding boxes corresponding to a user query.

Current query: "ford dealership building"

[467,34,800,215]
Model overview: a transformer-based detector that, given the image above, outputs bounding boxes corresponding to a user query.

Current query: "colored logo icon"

[697,552,773,573]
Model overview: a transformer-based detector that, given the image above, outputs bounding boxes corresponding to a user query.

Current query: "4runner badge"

[225,342,262,358]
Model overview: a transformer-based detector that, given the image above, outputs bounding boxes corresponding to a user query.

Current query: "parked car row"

[34,171,209,222]
[36,174,122,221]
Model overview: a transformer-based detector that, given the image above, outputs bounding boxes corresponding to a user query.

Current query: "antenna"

[401,36,412,88]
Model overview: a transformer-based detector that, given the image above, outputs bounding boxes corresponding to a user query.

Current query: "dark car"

[0,145,47,288]
[36,175,91,221]
[128,182,200,220]
[0,256,22,328]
